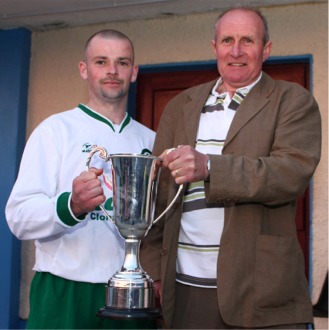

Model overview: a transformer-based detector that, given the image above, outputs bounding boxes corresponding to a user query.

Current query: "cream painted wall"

[22,2,328,328]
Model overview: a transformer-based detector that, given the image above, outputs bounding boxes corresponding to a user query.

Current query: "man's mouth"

[102,81,122,88]
[103,80,120,84]
[229,63,245,67]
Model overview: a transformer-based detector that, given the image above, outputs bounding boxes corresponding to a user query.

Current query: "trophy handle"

[85,145,115,224]
[152,146,183,224]
[152,184,183,224]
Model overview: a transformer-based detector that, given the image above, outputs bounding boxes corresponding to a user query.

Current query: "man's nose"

[107,63,118,75]
[231,42,243,57]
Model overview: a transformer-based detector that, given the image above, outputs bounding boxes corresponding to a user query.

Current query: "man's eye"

[96,60,106,65]
[222,38,232,44]
[119,61,129,66]
[243,38,253,44]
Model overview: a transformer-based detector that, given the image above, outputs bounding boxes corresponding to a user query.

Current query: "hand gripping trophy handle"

[85,145,183,320]
[85,146,114,225]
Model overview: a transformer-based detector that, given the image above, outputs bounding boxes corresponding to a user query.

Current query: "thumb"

[88,167,103,177]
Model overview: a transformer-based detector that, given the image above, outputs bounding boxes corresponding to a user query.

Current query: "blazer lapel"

[177,73,275,150]
[224,73,274,148]
[182,80,216,146]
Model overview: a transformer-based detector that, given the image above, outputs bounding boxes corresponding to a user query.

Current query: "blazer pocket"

[254,235,298,309]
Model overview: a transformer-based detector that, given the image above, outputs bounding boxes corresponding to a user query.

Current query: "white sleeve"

[5,120,80,240]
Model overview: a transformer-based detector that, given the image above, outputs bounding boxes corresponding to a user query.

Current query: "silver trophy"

[86,146,182,320]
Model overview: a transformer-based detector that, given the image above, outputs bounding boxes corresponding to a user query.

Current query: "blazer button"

[160,248,168,256]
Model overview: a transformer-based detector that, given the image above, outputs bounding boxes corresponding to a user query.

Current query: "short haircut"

[83,29,135,62]
[214,6,270,45]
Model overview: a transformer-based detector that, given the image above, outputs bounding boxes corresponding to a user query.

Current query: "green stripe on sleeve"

[57,192,86,226]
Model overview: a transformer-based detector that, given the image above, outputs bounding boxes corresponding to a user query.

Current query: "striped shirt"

[176,75,261,287]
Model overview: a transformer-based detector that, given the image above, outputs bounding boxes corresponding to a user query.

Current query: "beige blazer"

[140,72,321,328]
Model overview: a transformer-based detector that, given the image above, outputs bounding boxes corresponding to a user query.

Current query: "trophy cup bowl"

[86,146,182,320]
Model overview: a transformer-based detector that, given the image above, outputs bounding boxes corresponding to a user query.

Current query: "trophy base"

[97,306,161,320]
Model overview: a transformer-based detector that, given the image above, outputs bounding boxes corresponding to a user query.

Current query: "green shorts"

[27,272,157,329]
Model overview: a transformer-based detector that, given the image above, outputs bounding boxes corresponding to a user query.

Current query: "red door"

[136,62,311,277]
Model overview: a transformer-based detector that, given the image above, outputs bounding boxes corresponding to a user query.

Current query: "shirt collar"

[211,72,262,99]
[78,104,131,133]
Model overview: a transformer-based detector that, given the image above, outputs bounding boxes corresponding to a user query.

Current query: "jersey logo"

[82,143,93,153]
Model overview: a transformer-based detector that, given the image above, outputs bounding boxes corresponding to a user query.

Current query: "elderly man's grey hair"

[214,5,270,45]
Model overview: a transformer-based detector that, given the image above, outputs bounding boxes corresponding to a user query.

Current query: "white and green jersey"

[6,104,155,283]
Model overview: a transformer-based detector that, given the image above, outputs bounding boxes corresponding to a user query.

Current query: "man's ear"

[131,65,139,83]
[262,40,272,62]
[211,39,217,57]
[79,61,88,80]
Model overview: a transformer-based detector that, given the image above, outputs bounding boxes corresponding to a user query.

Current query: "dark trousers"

[172,281,307,329]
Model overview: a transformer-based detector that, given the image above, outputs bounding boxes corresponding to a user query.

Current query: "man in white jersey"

[140,6,321,329]
[6,30,156,329]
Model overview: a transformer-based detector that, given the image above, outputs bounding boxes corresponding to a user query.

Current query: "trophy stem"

[121,238,141,272]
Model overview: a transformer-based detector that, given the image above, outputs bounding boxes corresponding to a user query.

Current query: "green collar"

[78,104,131,133]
